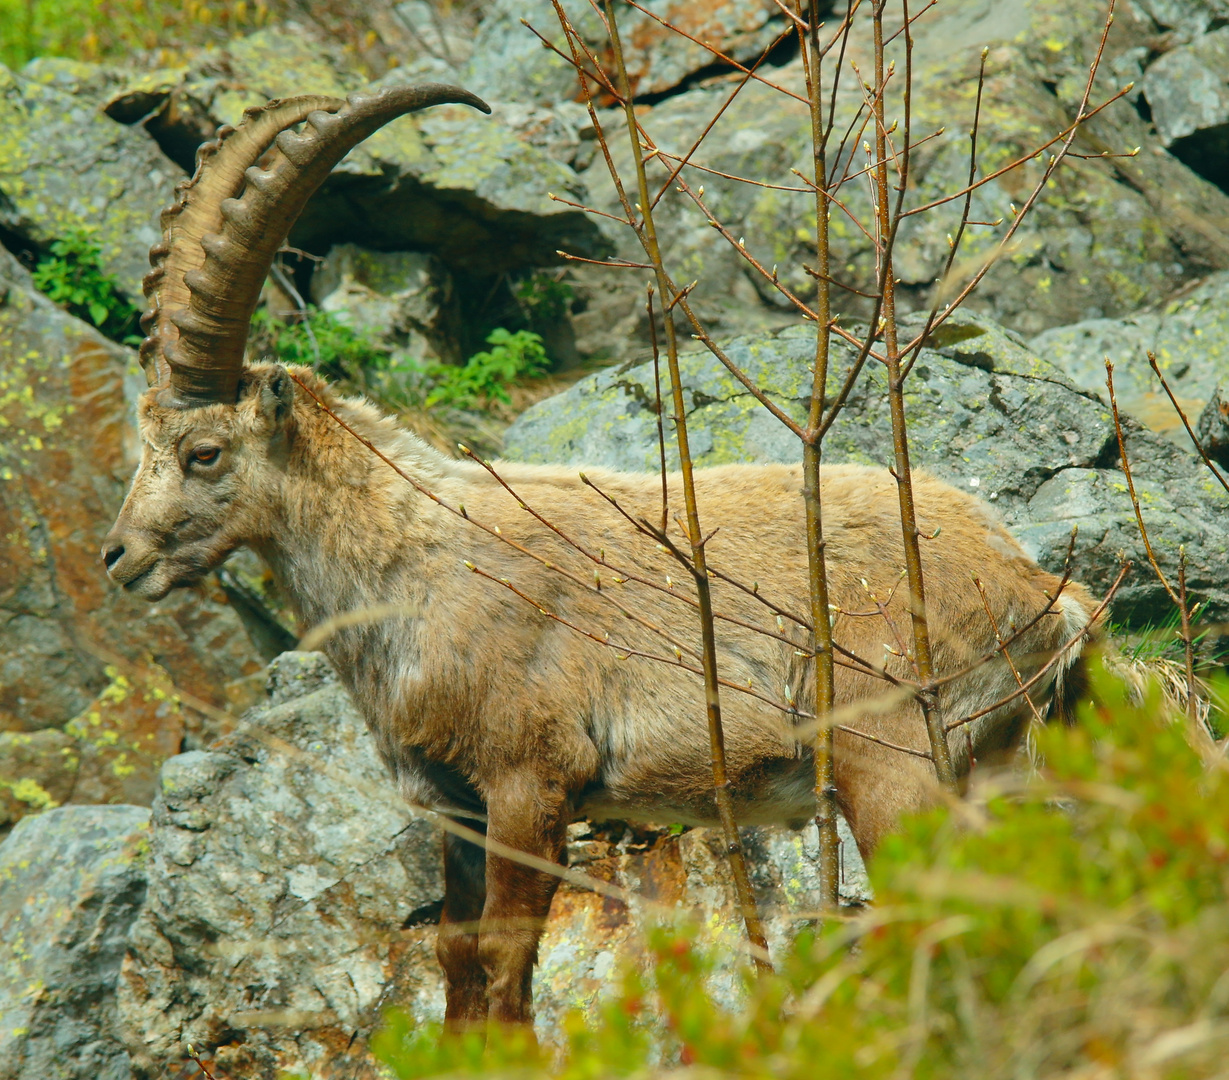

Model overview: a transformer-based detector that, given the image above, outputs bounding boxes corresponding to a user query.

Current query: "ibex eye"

[192,447,220,465]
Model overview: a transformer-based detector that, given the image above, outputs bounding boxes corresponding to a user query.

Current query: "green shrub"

[249,311,546,413]
[374,662,1229,1078]
[420,328,548,409]
[248,305,389,387]
[31,230,140,344]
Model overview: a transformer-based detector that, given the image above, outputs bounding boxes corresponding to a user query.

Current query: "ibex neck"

[257,388,457,635]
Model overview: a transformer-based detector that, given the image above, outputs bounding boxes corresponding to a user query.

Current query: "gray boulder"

[0,59,184,299]
[1031,270,1229,441]
[97,29,609,275]
[115,651,446,1079]
[1198,386,1229,468]
[502,312,1229,623]
[1143,27,1229,149]
[0,804,150,1080]
[570,0,1229,363]
[1132,0,1229,40]
[463,0,791,107]
[1138,11,1229,188]
[310,242,460,364]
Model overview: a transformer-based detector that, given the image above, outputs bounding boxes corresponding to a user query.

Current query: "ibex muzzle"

[102,83,1099,1035]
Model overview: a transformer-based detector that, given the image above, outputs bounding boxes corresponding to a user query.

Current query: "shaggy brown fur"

[103,363,1098,1026]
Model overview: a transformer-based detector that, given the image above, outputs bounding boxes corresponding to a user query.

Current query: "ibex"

[102,84,1099,1029]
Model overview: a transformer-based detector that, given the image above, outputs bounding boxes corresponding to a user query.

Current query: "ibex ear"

[257,364,295,427]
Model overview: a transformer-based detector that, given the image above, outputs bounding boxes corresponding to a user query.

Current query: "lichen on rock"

[0,59,183,299]
[0,804,151,1080]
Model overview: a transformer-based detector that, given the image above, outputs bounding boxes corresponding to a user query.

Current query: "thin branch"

[791,167,883,247]
[520,16,622,101]
[973,576,1044,725]
[464,562,811,720]
[1106,358,1179,605]
[902,5,1126,348]
[804,264,882,299]
[901,87,1132,218]
[547,191,634,226]
[929,528,1078,692]
[946,563,1128,733]
[624,0,809,103]
[557,251,654,269]
[821,0,860,154]
[1148,350,1229,496]
[650,26,798,209]
[550,0,637,224]
[654,148,812,192]
[800,0,841,907]
[647,284,670,535]
[901,45,989,379]
[868,0,955,787]
[883,0,938,44]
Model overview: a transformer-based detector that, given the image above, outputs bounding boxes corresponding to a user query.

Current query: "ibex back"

[101,85,1099,1029]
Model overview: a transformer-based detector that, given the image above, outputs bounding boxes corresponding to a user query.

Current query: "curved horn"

[141,83,491,406]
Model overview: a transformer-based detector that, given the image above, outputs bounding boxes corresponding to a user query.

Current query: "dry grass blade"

[297,603,422,652]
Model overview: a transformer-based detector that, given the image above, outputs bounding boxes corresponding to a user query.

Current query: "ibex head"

[102,85,489,600]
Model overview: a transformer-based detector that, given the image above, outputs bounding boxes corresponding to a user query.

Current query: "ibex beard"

[102,85,1100,1032]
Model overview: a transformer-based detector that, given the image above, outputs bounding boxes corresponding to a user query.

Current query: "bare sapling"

[534,0,1122,912]
[604,0,771,970]
[1111,353,1225,740]
[796,0,842,910]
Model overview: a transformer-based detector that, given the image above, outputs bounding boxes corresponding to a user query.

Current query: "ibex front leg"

[437,826,489,1029]
[478,771,569,1027]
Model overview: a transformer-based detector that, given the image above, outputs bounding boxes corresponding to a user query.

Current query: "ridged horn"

[141,83,491,406]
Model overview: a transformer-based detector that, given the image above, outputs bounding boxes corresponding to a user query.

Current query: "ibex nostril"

[103,544,125,571]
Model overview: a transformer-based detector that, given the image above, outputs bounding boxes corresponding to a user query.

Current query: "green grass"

[0,0,273,69]
[249,305,390,386]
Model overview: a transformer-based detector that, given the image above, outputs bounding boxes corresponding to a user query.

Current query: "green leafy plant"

[248,305,390,388]
[248,312,545,413]
[31,230,140,344]
[420,328,548,409]
[374,661,1229,1078]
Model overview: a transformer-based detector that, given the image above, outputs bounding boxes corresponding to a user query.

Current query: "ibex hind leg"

[478,770,570,1029]
[834,736,942,861]
[438,827,490,1029]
